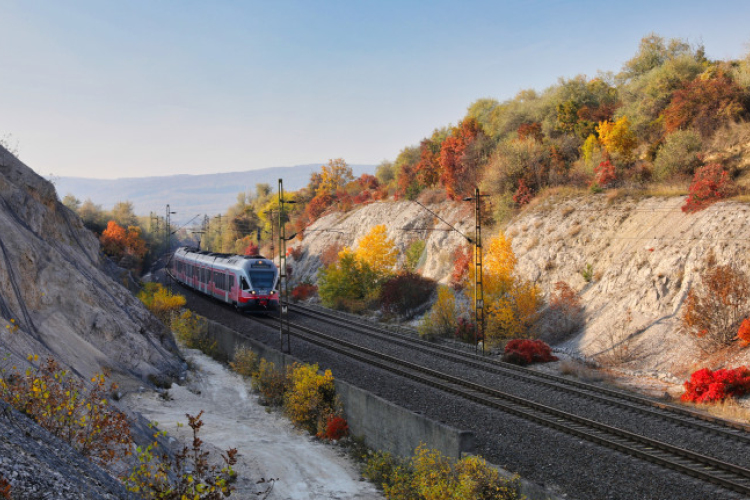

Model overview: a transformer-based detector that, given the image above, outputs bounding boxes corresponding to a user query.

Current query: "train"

[170,246,280,312]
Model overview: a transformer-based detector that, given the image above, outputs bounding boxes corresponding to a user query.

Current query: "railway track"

[243,305,750,496]
[291,303,750,440]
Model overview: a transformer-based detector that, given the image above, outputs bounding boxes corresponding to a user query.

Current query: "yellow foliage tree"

[316,158,354,197]
[418,286,458,339]
[284,363,339,434]
[597,117,637,161]
[471,231,542,342]
[354,225,398,277]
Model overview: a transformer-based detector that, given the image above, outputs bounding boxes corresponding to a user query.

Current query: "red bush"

[503,339,558,366]
[591,160,616,189]
[319,415,349,441]
[681,366,750,403]
[513,178,534,206]
[287,246,304,260]
[682,163,737,213]
[291,283,318,302]
[454,317,478,343]
[306,193,334,220]
[353,190,373,205]
[451,245,471,290]
[357,174,380,190]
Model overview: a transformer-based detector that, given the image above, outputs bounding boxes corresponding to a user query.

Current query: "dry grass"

[644,183,689,198]
[561,206,575,217]
[558,359,611,384]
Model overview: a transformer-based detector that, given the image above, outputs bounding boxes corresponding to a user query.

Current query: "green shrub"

[172,310,217,357]
[251,359,289,407]
[405,240,426,272]
[229,345,259,378]
[653,130,703,180]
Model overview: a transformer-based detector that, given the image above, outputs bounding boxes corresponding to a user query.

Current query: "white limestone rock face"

[507,194,750,378]
[287,200,474,286]
[287,193,750,380]
[0,146,182,389]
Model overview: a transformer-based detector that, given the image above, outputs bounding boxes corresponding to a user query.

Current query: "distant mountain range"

[51,163,375,224]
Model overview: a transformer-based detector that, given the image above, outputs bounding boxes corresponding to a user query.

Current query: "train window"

[249,271,275,289]
[229,275,235,289]
[240,277,250,290]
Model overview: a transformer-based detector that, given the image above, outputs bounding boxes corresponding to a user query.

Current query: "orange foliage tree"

[439,118,488,200]
[681,257,750,350]
[738,318,750,345]
[663,70,746,138]
[99,220,148,271]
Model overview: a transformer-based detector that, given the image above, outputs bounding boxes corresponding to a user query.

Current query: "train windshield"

[248,271,275,290]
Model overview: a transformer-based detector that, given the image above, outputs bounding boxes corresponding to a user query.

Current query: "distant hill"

[52,163,375,224]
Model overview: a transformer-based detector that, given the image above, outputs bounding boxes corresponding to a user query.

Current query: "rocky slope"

[289,194,750,382]
[0,145,183,388]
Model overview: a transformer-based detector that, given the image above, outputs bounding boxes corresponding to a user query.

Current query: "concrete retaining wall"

[205,319,474,459]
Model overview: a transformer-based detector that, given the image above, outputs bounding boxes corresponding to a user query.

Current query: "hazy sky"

[2,0,749,179]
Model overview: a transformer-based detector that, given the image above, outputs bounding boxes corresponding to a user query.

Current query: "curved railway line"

[174,279,750,499]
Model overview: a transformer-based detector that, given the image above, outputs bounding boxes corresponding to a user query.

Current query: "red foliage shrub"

[681,366,750,403]
[372,186,390,201]
[738,318,750,345]
[682,163,737,212]
[353,190,373,205]
[291,282,318,302]
[306,193,334,220]
[336,189,353,211]
[243,242,259,256]
[513,178,534,206]
[379,272,437,317]
[451,245,472,290]
[319,415,349,441]
[439,118,486,200]
[287,246,304,260]
[454,317,478,343]
[502,339,558,366]
[591,160,616,189]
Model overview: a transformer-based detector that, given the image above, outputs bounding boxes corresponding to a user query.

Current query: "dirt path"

[124,349,383,500]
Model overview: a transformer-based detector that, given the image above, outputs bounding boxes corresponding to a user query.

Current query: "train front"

[238,258,280,311]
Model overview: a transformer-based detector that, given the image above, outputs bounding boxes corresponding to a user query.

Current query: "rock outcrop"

[0,146,183,390]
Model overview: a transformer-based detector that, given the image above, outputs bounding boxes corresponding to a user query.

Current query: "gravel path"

[124,348,383,500]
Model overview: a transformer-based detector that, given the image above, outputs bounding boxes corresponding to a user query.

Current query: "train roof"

[174,246,275,269]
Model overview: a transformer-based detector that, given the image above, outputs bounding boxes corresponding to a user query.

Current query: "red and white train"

[171,246,280,312]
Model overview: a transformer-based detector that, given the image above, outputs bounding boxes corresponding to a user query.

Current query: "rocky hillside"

[0,145,183,388]
[289,194,750,381]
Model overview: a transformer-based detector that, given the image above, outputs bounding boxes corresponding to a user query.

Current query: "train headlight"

[250,290,256,295]
[270,290,277,295]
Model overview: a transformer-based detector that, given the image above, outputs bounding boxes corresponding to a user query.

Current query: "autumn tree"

[681,256,750,350]
[316,158,354,198]
[477,231,542,342]
[317,248,377,312]
[541,281,584,342]
[354,225,398,278]
[663,69,746,137]
[100,220,148,272]
[596,117,637,162]
[439,118,491,200]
